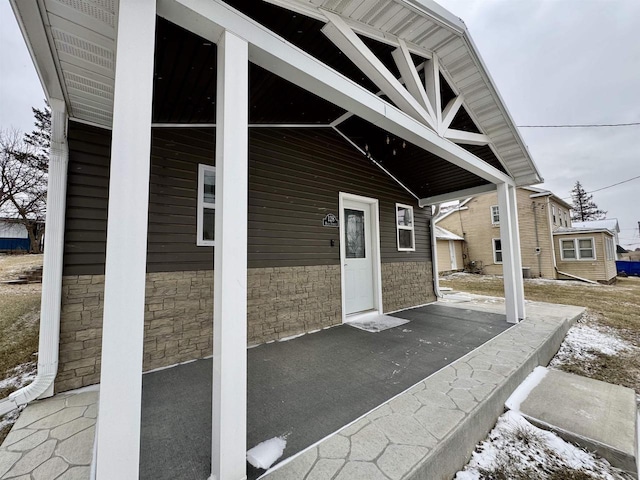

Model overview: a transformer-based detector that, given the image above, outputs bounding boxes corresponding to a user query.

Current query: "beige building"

[437,187,617,283]
[435,226,464,273]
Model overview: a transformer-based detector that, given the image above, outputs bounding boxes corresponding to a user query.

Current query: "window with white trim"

[605,236,615,260]
[552,205,556,224]
[492,238,503,264]
[396,203,415,251]
[560,238,595,260]
[197,164,216,246]
[490,205,500,225]
[564,211,568,227]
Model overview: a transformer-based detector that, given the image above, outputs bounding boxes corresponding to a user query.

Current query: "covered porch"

[6,0,544,479]
[0,297,583,480]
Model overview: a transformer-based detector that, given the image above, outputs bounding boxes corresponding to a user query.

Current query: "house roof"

[572,219,620,234]
[524,187,573,210]
[434,225,464,241]
[553,227,614,237]
[12,0,541,190]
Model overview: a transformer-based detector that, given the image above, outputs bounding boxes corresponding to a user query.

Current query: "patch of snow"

[0,407,23,433]
[550,318,632,368]
[277,332,305,342]
[526,277,604,288]
[247,436,287,470]
[505,366,548,412]
[455,411,629,480]
[0,361,37,391]
[347,313,409,333]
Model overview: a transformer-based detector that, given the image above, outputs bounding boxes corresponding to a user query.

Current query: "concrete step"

[506,366,638,479]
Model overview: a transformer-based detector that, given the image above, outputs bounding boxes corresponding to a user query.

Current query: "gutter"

[430,204,443,298]
[0,99,68,416]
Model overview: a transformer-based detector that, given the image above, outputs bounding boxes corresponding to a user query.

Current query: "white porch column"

[497,183,519,324]
[211,30,248,480]
[95,0,155,478]
[508,185,526,320]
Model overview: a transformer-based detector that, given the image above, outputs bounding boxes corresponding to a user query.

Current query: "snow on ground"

[246,436,287,470]
[455,411,631,480]
[549,312,633,368]
[0,361,36,393]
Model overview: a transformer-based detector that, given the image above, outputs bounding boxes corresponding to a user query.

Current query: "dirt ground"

[0,254,42,398]
[440,273,640,393]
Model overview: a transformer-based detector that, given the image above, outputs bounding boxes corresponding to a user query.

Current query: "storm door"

[343,199,375,315]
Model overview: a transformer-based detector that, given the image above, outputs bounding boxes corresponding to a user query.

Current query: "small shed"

[553,227,617,283]
[435,225,464,273]
[0,219,30,252]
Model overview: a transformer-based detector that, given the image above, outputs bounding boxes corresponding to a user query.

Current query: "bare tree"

[0,129,47,253]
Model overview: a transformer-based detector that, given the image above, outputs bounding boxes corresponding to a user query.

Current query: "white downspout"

[0,99,68,416]
[431,204,443,298]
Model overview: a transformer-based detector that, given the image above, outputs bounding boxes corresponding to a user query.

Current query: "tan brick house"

[436,186,617,283]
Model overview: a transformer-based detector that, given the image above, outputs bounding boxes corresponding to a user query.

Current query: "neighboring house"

[435,225,464,273]
[437,187,617,283]
[5,0,544,478]
[572,218,621,258]
[0,218,30,252]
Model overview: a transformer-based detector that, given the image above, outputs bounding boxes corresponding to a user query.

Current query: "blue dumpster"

[616,261,640,276]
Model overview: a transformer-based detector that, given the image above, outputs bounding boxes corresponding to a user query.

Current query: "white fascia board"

[461,32,542,184]
[444,129,490,146]
[10,0,65,102]
[399,0,466,34]
[157,0,513,186]
[553,229,611,236]
[419,183,497,207]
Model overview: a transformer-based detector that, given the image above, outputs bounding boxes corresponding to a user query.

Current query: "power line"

[518,122,640,128]
[562,174,640,199]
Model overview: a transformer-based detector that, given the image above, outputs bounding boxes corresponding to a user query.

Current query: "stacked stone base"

[56,261,433,393]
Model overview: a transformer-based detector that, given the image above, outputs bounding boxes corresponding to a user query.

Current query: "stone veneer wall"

[381,261,435,313]
[56,266,342,393]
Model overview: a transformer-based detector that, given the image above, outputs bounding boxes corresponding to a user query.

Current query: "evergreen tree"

[23,103,51,172]
[570,181,606,222]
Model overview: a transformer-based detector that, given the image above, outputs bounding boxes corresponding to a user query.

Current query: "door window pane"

[345,209,365,258]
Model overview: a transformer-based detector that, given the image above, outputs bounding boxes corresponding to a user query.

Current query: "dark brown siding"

[64,122,110,275]
[248,128,430,267]
[63,122,431,274]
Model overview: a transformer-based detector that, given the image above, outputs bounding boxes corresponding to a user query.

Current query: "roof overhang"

[553,229,614,236]
[11,0,543,200]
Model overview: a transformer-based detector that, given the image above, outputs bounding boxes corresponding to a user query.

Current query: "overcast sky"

[1,0,638,247]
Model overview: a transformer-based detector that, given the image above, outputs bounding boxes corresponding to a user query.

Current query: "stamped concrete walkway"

[262,298,584,480]
[0,296,583,480]
[0,388,98,480]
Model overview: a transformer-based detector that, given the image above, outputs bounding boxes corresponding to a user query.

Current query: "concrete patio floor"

[140,302,512,480]
[0,295,584,480]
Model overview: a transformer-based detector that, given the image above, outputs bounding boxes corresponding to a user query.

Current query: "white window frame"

[395,203,416,252]
[490,205,500,225]
[605,236,615,261]
[197,163,216,247]
[552,205,556,224]
[492,238,503,264]
[559,237,596,261]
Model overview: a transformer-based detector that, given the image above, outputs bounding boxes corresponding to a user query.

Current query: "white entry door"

[343,199,375,315]
[449,240,457,270]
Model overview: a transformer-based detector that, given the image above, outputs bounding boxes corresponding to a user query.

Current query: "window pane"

[496,251,503,262]
[494,239,502,250]
[580,248,594,259]
[561,241,576,259]
[398,229,413,249]
[203,208,215,241]
[578,239,593,258]
[345,209,365,258]
[204,170,215,204]
[491,206,500,223]
[397,206,413,227]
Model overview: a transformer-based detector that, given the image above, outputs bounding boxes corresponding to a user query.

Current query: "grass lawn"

[0,254,42,443]
[440,273,640,392]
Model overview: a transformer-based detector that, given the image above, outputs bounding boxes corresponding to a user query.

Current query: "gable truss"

[319,9,491,151]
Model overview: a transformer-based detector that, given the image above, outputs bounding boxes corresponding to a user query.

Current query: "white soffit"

[13,0,117,127]
[267,0,541,186]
